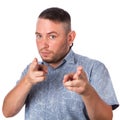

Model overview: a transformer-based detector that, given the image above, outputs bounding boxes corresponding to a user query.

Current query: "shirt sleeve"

[89,60,119,110]
[20,64,30,79]
[16,64,30,84]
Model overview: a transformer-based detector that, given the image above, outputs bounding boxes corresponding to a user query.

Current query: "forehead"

[36,18,66,34]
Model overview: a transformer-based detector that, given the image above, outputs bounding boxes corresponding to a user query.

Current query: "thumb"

[30,58,38,71]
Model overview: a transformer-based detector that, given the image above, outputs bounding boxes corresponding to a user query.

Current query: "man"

[2,7,119,120]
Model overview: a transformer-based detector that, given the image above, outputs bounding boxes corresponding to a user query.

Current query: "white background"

[0,0,120,119]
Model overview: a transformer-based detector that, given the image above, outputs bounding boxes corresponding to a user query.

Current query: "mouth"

[40,51,51,57]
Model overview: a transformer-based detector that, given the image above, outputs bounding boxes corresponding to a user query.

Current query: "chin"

[42,58,53,63]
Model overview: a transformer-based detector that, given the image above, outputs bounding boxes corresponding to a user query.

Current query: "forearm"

[82,85,113,120]
[2,76,33,117]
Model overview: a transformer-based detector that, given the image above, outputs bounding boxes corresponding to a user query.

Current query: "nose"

[36,38,49,49]
[42,39,49,48]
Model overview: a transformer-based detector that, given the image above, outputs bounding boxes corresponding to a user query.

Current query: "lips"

[40,51,51,57]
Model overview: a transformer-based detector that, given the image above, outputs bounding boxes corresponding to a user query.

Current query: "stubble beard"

[41,50,69,65]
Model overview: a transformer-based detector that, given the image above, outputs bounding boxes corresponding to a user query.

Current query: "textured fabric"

[20,50,119,120]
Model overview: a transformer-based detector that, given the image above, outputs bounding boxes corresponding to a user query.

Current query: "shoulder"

[72,51,108,75]
[73,52,104,67]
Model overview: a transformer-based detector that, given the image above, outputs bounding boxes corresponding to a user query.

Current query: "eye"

[48,34,57,40]
[36,34,42,40]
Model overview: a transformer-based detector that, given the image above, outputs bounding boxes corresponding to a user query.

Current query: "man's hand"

[63,66,90,95]
[25,58,48,85]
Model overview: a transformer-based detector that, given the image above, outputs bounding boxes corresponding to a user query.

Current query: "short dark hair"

[38,7,71,33]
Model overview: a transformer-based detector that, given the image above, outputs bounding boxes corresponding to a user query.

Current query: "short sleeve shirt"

[20,50,119,120]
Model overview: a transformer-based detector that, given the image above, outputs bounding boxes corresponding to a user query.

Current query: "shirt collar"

[64,49,75,64]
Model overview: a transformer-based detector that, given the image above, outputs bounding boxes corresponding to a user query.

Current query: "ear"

[67,31,76,47]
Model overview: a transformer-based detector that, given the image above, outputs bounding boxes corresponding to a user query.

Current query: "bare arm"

[63,66,113,120]
[81,84,112,120]
[2,76,33,117]
[2,58,47,117]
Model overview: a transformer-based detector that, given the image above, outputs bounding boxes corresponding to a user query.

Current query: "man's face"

[35,18,74,67]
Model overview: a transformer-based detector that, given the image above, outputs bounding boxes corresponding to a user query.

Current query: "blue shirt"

[20,50,119,120]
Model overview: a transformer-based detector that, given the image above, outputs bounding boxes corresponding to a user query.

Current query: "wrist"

[22,75,34,88]
[81,83,94,98]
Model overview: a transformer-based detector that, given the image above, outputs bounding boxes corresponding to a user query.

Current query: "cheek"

[52,40,69,52]
[60,40,69,49]
[36,41,43,51]
[36,41,39,48]
[36,40,45,49]
[50,41,62,49]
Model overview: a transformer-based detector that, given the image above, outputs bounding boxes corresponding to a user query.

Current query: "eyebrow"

[35,31,59,35]
[35,32,40,35]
